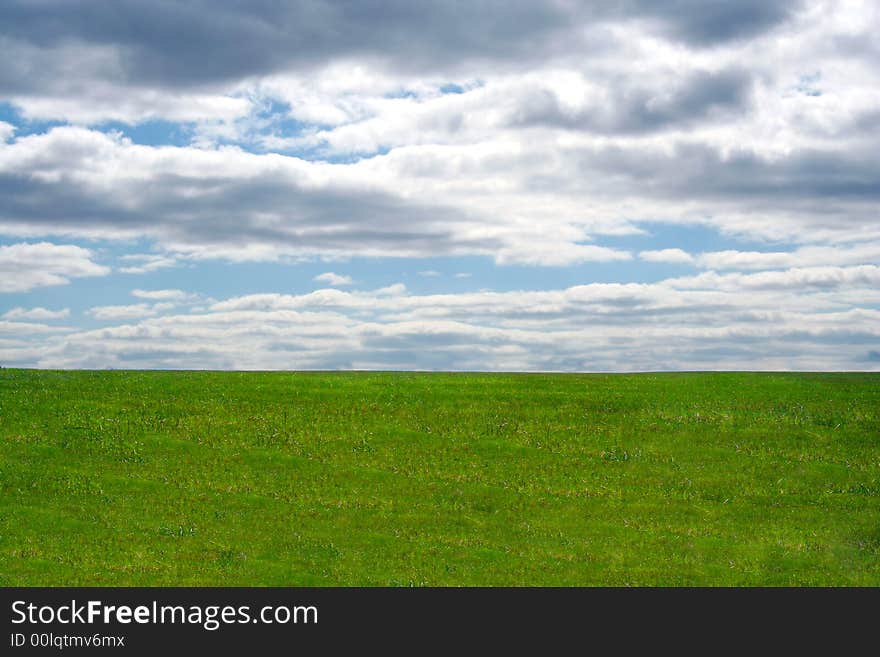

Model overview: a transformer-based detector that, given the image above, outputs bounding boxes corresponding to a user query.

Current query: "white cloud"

[696,250,798,270]
[313,272,354,286]
[13,88,251,128]
[639,248,695,264]
[131,289,194,301]
[0,121,14,142]
[2,307,69,320]
[87,302,175,320]
[0,320,72,335]
[667,265,880,291]
[373,283,407,297]
[12,263,878,371]
[0,242,109,293]
[418,270,441,277]
[118,254,180,274]
[696,243,880,270]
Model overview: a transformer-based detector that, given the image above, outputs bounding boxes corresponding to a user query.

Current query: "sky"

[0,0,878,371]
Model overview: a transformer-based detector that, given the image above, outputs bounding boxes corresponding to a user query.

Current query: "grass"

[1,369,878,586]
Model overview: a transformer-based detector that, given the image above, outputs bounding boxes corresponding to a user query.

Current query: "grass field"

[1,369,878,586]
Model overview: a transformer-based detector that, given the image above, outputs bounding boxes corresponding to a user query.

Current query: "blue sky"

[0,1,878,371]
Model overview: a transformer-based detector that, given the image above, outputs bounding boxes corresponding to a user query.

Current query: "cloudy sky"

[1,0,878,371]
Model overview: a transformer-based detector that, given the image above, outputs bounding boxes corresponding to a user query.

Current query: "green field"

[1,369,878,586]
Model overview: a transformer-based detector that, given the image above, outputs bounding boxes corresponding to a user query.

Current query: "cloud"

[418,270,441,277]
[508,68,755,134]
[643,244,880,271]
[10,263,877,371]
[0,2,798,96]
[639,249,695,265]
[0,127,510,261]
[374,283,407,297]
[0,320,72,335]
[0,0,813,135]
[2,306,69,320]
[666,265,880,291]
[313,272,354,287]
[118,254,180,274]
[634,0,804,45]
[695,243,880,270]
[0,121,14,142]
[131,288,193,301]
[0,242,109,293]
[87,302,174,320]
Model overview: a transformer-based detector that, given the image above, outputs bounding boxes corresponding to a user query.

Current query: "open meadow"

[1,369,878,586]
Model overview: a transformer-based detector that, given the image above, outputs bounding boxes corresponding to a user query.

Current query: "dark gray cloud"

[569,141,880,206]
[628,0,803,45]
[509,68,754,134]
[0,1,582,90]
[0,0,802,93]
[0,165,498,257]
